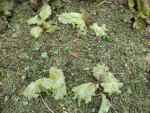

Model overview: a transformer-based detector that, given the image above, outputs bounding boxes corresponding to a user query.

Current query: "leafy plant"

[101,72,123,95]
[28,4,59,38]
[30,26,43,38]
[93,64,123,95]
[72,83,98,106]
[41,52,48,59]
[23,82,42,100]
[58,12,87,36]
[90,23,108,38]
[58,11,108,38]
[39,3,52,21]
[23,67,66,100]
[93,64,109,81]
[128,0,150,31]
[23,64,123,113]
[98,94,111,113]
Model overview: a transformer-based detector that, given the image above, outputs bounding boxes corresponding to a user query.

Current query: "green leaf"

[133,18,147,31]
[90,23,108,38]
[23,67,67,100]
[101,72,123,95]
[0,4,4,15]
[58,12,83,26]
[41,52,48,59]
[33,42,42,51]
[23,82,41,100]
[46,25,59,34]
[137,0,150,18]
[128,0,135,8]
[30,26,43,38]
[49,67,66,89]
[49,67,67,99]
[43,21,59,34]
[52,84,67,100]
[43,21,52,29]
[72,83,98,106]
[58,12,87,36]
[98,94,111,113]
[93,64,109,81]
[128,0,150,31]
[38,78,52,90]
[93,64,123,95]
[39,4,52,21]
[27,15,42,25]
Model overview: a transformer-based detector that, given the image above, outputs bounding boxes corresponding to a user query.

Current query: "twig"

[40,95,54,113]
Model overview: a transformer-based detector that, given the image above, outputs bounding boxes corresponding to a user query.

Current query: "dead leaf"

[0,82,3,86]
[70,52,78,58]
[53,56,59,61]
[3,36,11,42]
[107,44,113,48]
[143,78,148,83]
[0,82,4,92]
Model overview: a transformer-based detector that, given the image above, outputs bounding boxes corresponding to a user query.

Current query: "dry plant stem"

[40,95,54,113]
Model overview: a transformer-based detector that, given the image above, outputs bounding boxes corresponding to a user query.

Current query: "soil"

[0,0,150,113]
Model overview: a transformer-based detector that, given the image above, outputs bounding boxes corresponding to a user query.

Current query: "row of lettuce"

[28,4,108,38]
[23,64,123,113]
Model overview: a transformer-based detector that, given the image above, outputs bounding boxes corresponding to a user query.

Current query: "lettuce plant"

[28,4,59,38]
[101,72,123,95]
[23,82,41,100]
[23,67,66,100]
[58,12,87,36]
[58,11,109,38]
[93,64,123,95]
[128,0,150,31]
[30,26,43,38]
[90,23,108,38]
[93,64,109,81]
[72,83,98,106]
[98,94,111,113]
